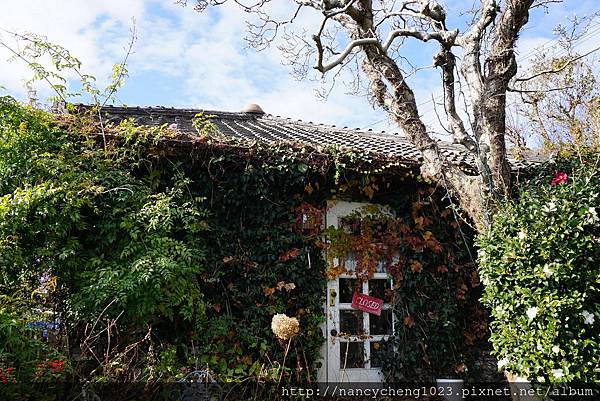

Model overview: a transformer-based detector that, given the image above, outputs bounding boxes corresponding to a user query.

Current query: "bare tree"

[509,15,600,150]
[178,0,565,231]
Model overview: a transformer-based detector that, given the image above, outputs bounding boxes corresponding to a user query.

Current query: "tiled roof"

[92,105,546,172]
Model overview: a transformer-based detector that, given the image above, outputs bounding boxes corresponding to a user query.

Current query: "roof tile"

[93,105,546,171]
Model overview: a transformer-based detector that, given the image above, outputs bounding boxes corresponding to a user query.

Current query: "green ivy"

[0,96,490,399]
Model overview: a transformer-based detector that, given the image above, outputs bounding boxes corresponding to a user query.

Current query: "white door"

[326,271,394,382]
[322,201,395,383]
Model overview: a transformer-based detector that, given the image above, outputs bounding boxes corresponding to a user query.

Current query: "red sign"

[351,292,383,316]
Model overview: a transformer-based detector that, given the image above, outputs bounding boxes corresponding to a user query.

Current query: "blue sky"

[1,0,598,133]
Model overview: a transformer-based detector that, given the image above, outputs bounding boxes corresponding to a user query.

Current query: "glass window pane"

[369,279,392,303]
[345,252,357,272]
[339,278,359,303]
[369,310,393,335]
[339,310,364,335]
[370,341,384,368]
[340,342,364,369]
[339,217,361,235]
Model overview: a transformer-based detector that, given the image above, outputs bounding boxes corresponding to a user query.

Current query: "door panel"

[339,342,365,369]
[326,274,394,382]
[339,310,364,335]
[369,310,393,335]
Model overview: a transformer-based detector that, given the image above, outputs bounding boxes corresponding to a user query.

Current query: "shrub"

[477,154,600,383]
[0,304,71,400]
[0,96,210,393]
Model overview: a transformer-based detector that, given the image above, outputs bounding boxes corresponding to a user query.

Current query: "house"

[85,103,542,387]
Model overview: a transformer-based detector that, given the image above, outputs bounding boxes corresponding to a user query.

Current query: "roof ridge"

[86,104,258,120]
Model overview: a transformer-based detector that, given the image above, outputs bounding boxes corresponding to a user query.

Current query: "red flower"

[551,171,568,186]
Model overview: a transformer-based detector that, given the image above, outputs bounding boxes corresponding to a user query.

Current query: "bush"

[0,96,210,392]
[0,97,328,392]
[477,154,600,383]
[0,302,71,400]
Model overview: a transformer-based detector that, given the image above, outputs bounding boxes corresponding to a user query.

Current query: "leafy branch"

[0,20,137,107]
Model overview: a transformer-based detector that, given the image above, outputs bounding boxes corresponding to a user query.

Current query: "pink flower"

[551,171,568,186]
[168,123,178,130]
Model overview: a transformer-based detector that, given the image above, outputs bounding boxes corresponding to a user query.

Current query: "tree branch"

[382,27,457,51]
[456,0,498,142]
[313,25,458,74]
[437,49,477,151]
[514,45,600,82]
[507,85,574,93]
[314,36,381,73]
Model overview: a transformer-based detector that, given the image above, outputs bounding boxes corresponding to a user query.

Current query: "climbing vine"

[323,184,491,381]
[0,97,490,399]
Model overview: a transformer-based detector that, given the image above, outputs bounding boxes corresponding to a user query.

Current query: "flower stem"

[278,338,292,387]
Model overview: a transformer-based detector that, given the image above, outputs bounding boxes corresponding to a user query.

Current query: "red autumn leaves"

[409,260,423,273]
[263,281,296,297]
[278,247,301,262]
[403,315,416,328]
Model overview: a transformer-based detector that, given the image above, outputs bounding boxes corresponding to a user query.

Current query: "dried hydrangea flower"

[271,313,299,340]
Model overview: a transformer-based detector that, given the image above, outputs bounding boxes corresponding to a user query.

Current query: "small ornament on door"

[351,291,383,316]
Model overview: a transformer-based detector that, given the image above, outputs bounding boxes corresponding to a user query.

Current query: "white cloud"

[1,0,597,134]
[0,0,382,128]
[136,3,390,128]
[0,0,143,101]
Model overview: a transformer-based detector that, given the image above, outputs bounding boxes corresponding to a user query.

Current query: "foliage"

[0,30,135,106]
[0,96,208,327]
[0,97,211,398]
[0,96,489,399]
[477,153,600,383]
[324,187,489,381]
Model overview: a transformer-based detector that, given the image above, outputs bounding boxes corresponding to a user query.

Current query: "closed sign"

[351,291,383,316]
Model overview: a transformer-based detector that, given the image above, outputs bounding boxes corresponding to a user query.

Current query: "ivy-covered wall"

[0,98,493,399]
[172,146,492,383]
[173,148,329,382]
